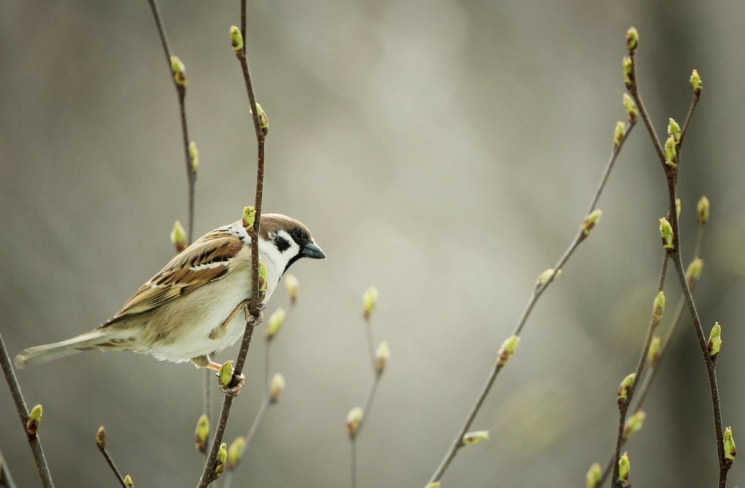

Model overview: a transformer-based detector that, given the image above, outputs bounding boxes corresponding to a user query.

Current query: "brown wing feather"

[107,230,244,321]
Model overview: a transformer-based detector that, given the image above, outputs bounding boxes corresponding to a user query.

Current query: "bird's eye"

[274,236,290,252]
[291,228,305,243]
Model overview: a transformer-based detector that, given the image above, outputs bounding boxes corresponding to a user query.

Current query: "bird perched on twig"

[15,213,325,389]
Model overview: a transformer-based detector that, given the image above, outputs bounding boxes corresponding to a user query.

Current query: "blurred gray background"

[2,1,744,486]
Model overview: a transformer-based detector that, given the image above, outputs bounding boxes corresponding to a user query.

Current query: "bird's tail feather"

[14,328,135,368]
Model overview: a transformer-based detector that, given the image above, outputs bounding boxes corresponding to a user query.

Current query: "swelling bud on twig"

[690,69,702,97]
[462,430,490,446]
[26,404,43,436]
[586,462,601,488]
[229,25,244,54]
[170,220,187,253]
[617,373,636,406]
[227,436,246,470]
[219,361,234,390]
[625,27,638,53]
[659,218,674,250]
[582,209,602,236]
[214,443,227,478]
[346,407,364,439]
[648,336,661,367]
[536,268,561,287]
[254,102,269,136]
[496,335,520,367]
[189,141,199,173]
[269,373,285,402]
[622,56,634,91]
[375,341,390,375]
[668,118,681,143]
[425,483,441,488]
[622,93,638,124]
[265,308,286,341]
[618,452,630,483]
[195,414,210,454]
[708,322,722,361]
[170,55,186,87]
[623,410,646,440]
[123,474,134,488]
[697,196,710,225]
[652,291,665,327]
[686,257,704,288]
[362,286,379,320]
[724,426,737,463]
[242,206,256,230]
[258,262,268,297]
[675,198,681,220]
[284,274,299,305]
[96,425,106,449]
[613,121,626,148]
[664,135,678,167]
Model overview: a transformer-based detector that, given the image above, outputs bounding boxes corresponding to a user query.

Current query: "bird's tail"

[14,328,136,368]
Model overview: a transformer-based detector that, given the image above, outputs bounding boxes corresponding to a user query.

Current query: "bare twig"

[0,333,54,488]
[427,121,635,485]
[197,2,267,485]
[0,449,19,488]
[95,427,127,488]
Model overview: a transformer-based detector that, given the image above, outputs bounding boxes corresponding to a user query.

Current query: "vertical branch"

[197,3,267,485]
[0,333,54,488]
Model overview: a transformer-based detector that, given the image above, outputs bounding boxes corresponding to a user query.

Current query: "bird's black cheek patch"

[275,236,290,252]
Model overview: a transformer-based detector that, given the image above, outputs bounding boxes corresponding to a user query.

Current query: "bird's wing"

[106,229,245,322]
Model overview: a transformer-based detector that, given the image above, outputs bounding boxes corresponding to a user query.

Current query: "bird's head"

[258,213,325,276]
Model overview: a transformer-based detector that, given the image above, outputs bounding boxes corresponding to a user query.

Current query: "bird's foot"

[218,371,246,397]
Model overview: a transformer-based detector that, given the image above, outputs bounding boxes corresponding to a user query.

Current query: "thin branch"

[627,54,665,166]
[197,2,267,485]
[427,120,635,486]
[96,432,127,488]
[0,333,54,488]
[0,449,19,488]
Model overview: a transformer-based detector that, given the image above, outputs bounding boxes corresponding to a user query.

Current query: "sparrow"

[14,213,325,377]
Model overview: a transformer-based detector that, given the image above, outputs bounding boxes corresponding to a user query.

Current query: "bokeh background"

[2,1,744,486]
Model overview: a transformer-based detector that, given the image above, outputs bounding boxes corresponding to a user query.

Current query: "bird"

[14,213,325,379]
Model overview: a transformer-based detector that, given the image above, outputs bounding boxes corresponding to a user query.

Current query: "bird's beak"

[302,241,326,259]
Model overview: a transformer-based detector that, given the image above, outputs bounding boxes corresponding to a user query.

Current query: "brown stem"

[0,333,54,488]
[0,449,19,488]
[427,120,634,485]
[96,442,127,488]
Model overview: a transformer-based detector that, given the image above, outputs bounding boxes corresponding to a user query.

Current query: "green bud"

[170,220,187,253]
[668,118,681,143]
[622,93,638,124]
[462,430,490,445]
[425,483,441,488]
[659,218,674,250]
[214,443,227,478]
[697,196,710,225]
[265,307,286,341]
[195,414,209,454]
[582,209,603,236]
[269,373,286,402]
[227,436,246,470]
[613,121,626,148]
[170,55,186,87]
[219,361,234,389]
[652,291,665,327]
[623,410,646,440]
[189,141,199,173]
[346,407,364,439]
[708,322,722,359]
[625,27,638,53]
[26,404,43,436]
[690,69,702,97]
[255,102,269,136]
[676,198,681,220]
[363,286,379,320]
[123,474,134,488]
[258,261,268,296]
[497,335,520,367]
[586,462,602,488]
[617,373,636,405]
[686,257,704,288]
[664,135,677,167]
[375,341,390,375]
[648,336,661,367]
[242,206,256,230]
[229,26,244,54]
[618,452,630,483]
[284,274,299,305]
[724,426,736,462]
[96,425,106,449]
[536,268,561,287]
[622,56,634,90]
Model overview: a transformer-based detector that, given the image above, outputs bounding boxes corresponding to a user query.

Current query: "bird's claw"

[217,372,246,397]
[247,308,264,326]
